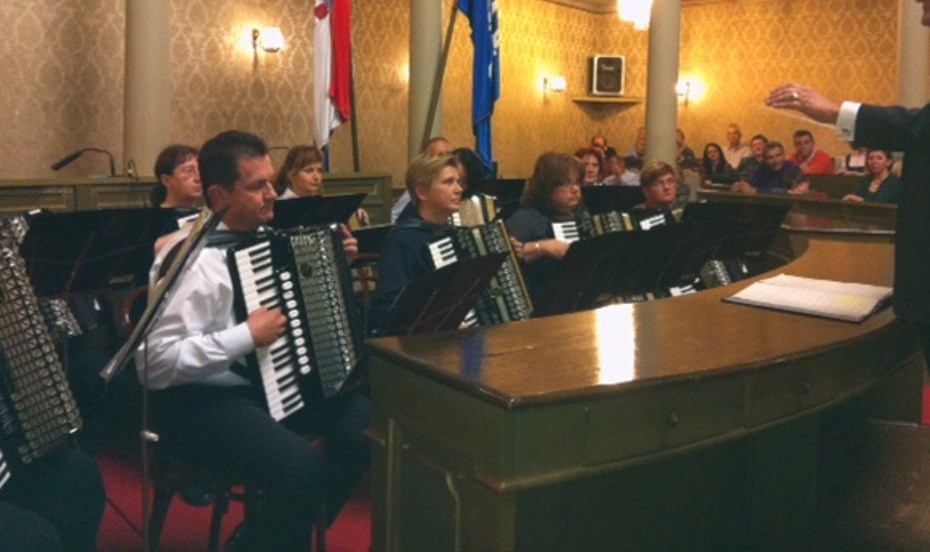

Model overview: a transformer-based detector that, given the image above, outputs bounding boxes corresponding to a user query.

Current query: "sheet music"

[724,273,892,323]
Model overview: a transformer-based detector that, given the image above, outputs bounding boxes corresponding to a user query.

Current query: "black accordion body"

[552,209,681,243]
[227,226,363,423]
[427,220,533,326]
[0,243,81,489]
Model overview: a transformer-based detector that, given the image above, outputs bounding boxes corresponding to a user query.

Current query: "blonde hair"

[404,153,461,207]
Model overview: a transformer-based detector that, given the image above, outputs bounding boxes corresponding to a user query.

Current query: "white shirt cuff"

[836,101,861,142]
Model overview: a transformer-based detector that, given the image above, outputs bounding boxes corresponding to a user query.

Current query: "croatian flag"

[314,0,352,151]
[457,0,500,176]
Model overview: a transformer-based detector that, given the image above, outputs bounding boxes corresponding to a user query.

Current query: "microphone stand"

[51,147,118,177]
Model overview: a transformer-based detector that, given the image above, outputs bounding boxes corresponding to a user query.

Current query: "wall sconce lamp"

[252,27,285,54]
[546,76,567,93]
[617,0,653,31]
[675,80,692,106]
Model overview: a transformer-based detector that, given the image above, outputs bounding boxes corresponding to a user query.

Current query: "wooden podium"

[367,239,923,551]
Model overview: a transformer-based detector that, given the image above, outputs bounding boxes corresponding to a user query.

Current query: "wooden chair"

[122,285,328,551]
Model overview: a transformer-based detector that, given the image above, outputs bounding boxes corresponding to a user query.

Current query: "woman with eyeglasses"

[505,152,585,307]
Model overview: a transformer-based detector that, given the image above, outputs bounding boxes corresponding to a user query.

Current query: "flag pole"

[422,1,459,152]
[349,53,360,171]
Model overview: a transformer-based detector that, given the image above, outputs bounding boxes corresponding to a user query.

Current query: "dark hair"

[749,134,768,145]
[452,147,485,198]
[574,147,605,183]
[150,144,198,206]
[793,129,813,141]
[274,144,324,195]
[701,142,728,176]
[764,141,785,155]
[199,130,269,206]
[522,152,583,215]
[866,149,894,176]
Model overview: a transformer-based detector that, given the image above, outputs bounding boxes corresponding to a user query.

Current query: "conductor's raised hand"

[248,307,287,347]
[765,84,842,125]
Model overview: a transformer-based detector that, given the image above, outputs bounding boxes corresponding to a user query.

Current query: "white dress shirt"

[135,223,254,390]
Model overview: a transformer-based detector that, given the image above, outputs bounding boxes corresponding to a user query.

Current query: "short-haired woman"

[369,153,463,333]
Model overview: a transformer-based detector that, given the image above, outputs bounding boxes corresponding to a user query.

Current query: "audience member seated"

[733,141,807,195]
[391,136,452,223]
[275,143,371,229]
[150,144,203,209]
[603,153,640,187]
[835,144,868,175]
[625,127,646,171]
[788,129,834,175]
[736,134,768,182]
[842,149,902,204]
[505,153,583,307]
[634,160,687,215]
[723,123,752,170]
[135,130,370,552]
[676,128,699,171]
[700,142,740,186]
[0,446,105,552]
[575,147,606,186]
[369,153,463,334]
[591,132,618,159]
[453,147,495,226]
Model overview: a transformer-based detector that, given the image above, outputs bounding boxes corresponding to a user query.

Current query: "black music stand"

[353,223,393,255]
[582,185,645,215]
[486,178,525,206]
[537,221,733,316]
[681,202,789,258]
[19,208,178,298]
[378,252,507,337]
[271,193,367,229]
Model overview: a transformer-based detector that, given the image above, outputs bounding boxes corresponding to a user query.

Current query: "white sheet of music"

[724,273,893,323]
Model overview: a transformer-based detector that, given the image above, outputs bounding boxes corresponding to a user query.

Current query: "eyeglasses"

[558,180,581,189]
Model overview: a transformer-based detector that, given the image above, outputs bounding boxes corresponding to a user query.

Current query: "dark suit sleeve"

[855,105,930,151]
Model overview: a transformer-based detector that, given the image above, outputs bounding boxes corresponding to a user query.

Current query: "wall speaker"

[590,55,625,96]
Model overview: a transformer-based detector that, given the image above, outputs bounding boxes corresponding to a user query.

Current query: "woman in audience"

[505,152,583,307]
[700,142,740,186]
[369,153,463,334]
[150,144,202,209]
[275,143,371,228]
[575,147,606,186]
[842,149,902,204]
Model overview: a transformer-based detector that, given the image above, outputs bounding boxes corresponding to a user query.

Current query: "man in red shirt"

[788,129,835,174]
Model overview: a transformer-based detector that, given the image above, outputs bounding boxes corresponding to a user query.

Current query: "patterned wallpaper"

[0,0,124,180]
[678,0,898,162]
[0,0,906,185]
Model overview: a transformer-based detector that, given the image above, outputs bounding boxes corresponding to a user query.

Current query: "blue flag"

[457,0,500,179]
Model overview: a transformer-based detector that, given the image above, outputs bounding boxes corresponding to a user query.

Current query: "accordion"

[227,226,363,423]
[450,194,497,228]
[552,208,683,243]
[427,220,533,326]
[0,244,82,489]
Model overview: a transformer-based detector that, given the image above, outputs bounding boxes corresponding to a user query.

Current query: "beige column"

[898,0,930,108]
[409,0,444,160]
[643,0,681,167]
[124,0,171,177]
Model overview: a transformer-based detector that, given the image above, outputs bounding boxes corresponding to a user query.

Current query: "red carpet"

[97,453,372,551]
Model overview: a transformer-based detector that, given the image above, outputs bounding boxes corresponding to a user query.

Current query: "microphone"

[50,147,117,176]
[50,150,83,171]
